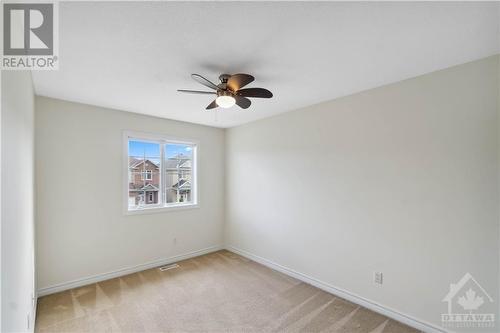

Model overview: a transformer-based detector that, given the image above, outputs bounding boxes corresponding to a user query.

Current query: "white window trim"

[142,169,153,180]
[123,130,199,215]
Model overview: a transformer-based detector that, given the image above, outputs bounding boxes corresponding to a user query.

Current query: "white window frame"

[123,131,199,215]
[142,169,152,180]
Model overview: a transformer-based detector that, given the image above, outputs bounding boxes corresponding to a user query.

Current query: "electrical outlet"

[374,271,383,285]
[173,237,177,245]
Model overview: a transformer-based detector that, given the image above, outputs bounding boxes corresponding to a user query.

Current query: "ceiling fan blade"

[237,88,273,98]
[227,73,255,92]
[177,89,216,95]
[206,100,218,110]
[234,95,251,109]
[191,74,219,90]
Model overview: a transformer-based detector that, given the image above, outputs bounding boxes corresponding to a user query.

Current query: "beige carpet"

[36,250,421,332]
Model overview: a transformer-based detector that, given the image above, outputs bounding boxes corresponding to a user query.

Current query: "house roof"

[141,184,159,191]
[130,183,159,192]
[129,155,191,170]
[166,155,192,169]
[129,158,159,169]
[172,179,191,190]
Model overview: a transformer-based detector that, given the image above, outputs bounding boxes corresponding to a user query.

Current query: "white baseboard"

[226,246,448,333]
[37,245,223,297]
[30,296,37,333]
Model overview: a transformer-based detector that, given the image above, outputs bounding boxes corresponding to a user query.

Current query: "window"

[124,131,197,213]
[142,170,152,180]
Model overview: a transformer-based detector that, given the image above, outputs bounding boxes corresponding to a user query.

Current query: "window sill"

[125,203,199,215]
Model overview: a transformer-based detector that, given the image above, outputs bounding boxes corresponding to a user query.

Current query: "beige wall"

[225,56,500,331]
[35,97,225,290]
[2,71,36,332]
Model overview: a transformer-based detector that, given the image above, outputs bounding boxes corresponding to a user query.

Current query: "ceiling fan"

[178,73,273,110]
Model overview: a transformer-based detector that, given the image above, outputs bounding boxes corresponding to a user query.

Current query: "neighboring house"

[128,154,192,207]
[165,154,192,203]
[129,158,160,205]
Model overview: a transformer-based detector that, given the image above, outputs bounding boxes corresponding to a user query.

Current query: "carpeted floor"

[36,250,421,332]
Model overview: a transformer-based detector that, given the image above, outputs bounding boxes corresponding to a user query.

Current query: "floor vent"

[159,263,179,271]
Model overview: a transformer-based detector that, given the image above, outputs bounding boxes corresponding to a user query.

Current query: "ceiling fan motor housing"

[217,89,233,98]
[219,74,231,84]
[218,74,231,90]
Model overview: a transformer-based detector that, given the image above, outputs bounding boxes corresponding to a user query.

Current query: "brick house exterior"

[129,158,160,205]
[128,154,193,207]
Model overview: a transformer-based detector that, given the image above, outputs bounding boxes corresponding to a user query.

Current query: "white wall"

[35,97,225,290]
[1,71,36,332]
[225,56,500,331]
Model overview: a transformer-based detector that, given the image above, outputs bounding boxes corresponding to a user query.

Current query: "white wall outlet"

[374,271,383,285]
[173,237,177,245]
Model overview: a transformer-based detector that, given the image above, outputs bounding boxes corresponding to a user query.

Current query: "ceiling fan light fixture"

[215,94,236,108]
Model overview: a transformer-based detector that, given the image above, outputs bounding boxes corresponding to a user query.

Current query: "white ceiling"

[32,2,500,128]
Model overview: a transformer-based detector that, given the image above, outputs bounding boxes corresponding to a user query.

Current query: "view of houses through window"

[127,137,195,211]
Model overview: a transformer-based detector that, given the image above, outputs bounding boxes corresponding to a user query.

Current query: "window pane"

[128,140,161,209]
[165,143,193,204]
